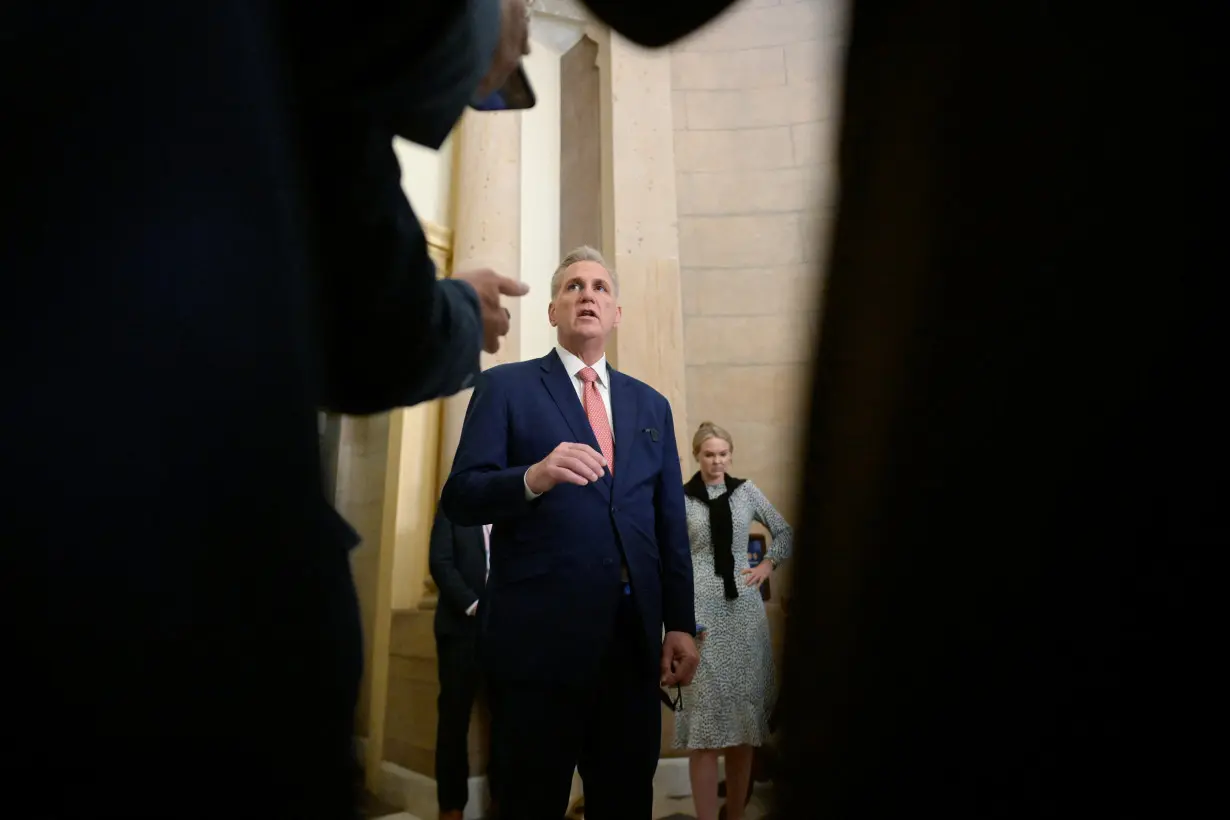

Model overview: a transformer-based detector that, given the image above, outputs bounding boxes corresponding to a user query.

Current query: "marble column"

[436,109,524,492]
[592,28,691,464]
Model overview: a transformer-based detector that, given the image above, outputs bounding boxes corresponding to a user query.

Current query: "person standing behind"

[428,508,496,820]
[677,422,792,820]
[441,246,700,820]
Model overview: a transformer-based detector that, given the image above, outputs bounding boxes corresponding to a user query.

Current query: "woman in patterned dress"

[676,421,793,820]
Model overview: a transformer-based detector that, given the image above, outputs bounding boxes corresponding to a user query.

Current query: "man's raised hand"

[454,268,529,354]
[525,442,608,495]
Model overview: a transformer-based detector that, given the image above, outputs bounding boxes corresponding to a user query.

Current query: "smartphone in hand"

[471,64,537,111]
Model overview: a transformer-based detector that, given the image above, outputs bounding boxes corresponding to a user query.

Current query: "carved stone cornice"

[532,0,589,24]
[530,0,592,53]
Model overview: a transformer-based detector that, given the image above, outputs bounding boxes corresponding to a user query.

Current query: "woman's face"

[696,436,732,483]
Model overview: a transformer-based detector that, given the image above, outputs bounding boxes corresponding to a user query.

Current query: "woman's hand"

[741,562,772,588]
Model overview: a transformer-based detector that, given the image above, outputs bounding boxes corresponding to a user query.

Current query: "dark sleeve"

[428,508,480,615]
[441,370,541,526]
[311,145,484,416]
[281,0,499,149]
[580,0,742,48]
[283,1,498,414]
[311,137,483,415]
[654,401,696,635]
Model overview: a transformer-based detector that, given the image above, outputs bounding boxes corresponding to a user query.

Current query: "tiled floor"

[651,781,773,820]
[361,790,405,818]
[371,781,775,820]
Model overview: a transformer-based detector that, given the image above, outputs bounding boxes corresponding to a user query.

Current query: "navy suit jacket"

[441,350,695,683]
[428,509,488,637]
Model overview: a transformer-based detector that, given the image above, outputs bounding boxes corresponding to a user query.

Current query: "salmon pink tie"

[578,367,614,474]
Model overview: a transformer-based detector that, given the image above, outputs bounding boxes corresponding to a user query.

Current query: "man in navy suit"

[428,509,496,820]
[441,246,700,819]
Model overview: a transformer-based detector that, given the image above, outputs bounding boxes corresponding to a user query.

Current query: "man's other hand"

[660,631,699,687]
[525,442,607,494]
[454,268,529,353]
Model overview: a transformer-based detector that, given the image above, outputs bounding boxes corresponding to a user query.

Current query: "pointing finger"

[496,276,530,296]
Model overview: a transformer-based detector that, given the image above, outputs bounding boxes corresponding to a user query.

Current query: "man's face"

[548,260,621,344]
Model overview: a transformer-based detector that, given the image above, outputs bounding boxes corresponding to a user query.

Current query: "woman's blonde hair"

[691,421,734,458]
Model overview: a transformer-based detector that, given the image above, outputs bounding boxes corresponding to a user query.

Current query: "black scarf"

[684,472,747,600]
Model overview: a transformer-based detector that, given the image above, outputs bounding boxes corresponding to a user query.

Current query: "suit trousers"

[488,590,662,820]
[436,629,494,812]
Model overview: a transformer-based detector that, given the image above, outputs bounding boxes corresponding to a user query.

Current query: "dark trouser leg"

[488,679,584,820]
[482,677,500,808]
[261,545,365,819]
[577,592,662,820]
[435,631,481,813]
[219,544,366,819]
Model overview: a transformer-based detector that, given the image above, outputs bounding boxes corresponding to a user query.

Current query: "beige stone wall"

[672,3,845,743]
[672,0,846,525]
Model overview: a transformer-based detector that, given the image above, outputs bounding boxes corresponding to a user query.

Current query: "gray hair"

[550,245,618,298]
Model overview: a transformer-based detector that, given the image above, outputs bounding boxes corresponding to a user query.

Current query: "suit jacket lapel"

[541,350,593,446]
[609,367,638,492]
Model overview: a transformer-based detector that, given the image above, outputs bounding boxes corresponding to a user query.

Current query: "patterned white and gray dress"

[674,479,793,750]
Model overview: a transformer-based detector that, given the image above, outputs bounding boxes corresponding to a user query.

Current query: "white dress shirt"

[524,345,613,499]
[465,523,493,616]
[552,344,613,429]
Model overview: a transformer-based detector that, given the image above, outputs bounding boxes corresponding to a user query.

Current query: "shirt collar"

[555,345,608,387]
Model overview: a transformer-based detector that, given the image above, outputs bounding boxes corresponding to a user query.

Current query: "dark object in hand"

[471,64,536,110]
[747,534,771,601]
